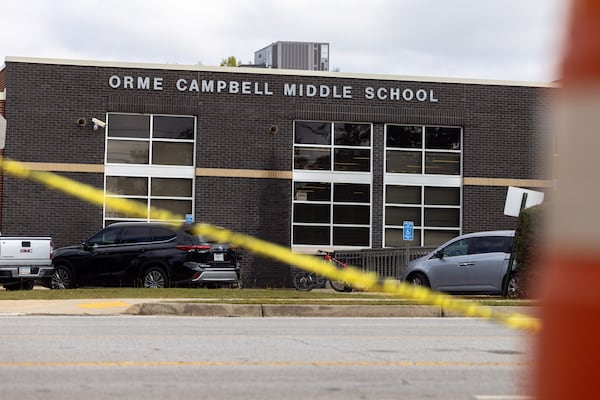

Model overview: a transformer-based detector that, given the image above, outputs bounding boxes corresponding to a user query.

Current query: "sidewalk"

[0,298,166,316]
[0,298,536,318]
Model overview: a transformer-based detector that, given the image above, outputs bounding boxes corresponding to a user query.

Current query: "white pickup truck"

[0,236,53,290]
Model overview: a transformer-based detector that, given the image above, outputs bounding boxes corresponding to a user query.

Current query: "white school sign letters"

[107,75,439,103]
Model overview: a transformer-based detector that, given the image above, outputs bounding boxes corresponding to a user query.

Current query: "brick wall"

[0,67,6,228]
[2,60,553,286]
[0,67,6,93]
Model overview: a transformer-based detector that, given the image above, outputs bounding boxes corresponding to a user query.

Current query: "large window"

[106,114,194,166]
[293,182,371,247]
[293,121,372,248]
[386,125,461,175]
[384,124,462,247]
[294,121,371,172]
[104,113,196,225]
[384,185,461,247]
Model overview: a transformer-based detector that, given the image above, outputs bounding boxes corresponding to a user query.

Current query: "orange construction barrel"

[533,0,600,399]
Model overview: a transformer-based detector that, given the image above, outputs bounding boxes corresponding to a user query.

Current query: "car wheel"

[142,267,168,289]
[21,280,35,290]
[409,272,430,288]
[52,265,74,289]
[3,283,22,291]
[505,274,520,299]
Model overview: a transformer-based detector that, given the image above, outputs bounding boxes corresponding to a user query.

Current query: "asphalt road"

[0,316,531,400]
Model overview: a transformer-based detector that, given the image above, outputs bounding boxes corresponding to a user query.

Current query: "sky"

[1,0,569,82]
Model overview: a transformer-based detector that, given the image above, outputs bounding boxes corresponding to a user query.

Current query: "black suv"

[50,222,242,289]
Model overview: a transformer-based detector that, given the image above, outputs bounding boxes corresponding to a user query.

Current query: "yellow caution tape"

[0,156,541,333]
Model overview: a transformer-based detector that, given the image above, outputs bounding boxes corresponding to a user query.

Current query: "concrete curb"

[261,304,442,317]
[125,303,264,317]
[441,305,538,318]
[124,303,538,318]
[0,298,537,318]
[125,303,446,317]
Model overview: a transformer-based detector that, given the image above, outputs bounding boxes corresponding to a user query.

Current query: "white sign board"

[503,186,545,217]
[0,114,6,150]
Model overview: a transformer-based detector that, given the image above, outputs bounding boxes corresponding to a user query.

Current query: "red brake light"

[176,245,212,251]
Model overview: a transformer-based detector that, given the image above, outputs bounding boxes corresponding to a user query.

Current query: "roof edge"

[4,56,559,88]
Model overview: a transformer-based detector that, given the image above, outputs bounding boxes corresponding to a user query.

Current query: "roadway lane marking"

[77,301,131,309]
[0,360,530,368]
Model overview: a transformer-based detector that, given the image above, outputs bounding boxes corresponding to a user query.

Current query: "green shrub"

[513,204,545,297]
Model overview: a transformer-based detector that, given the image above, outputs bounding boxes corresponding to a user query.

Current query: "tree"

[220,56,242,67]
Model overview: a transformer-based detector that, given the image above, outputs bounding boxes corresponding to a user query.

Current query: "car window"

[468,236,508,255]
[177,232,196,245]
[151,227,177,242]
[88,227,121,246]
[440,238,469,257]
[120,226,153,244]
[182,228,216,244]
[505,237,514,253]
[196,235,217,244]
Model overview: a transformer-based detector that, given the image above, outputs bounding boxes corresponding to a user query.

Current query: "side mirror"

[82,242,97,251]
[436,250,444,259]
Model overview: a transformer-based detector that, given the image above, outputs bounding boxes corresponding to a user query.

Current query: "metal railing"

[333,247,437,279]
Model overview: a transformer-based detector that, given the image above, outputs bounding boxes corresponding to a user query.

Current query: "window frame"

[384,124,462,177]
[383,124,463,248]
[103,113,197,226]
[292,120,374,251]
[293,120,373,173]
[383,184,462,248]
[292,180,372,249]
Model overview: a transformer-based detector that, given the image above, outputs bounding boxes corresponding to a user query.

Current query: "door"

[425,238,471,291]
[79,226,153,286]
[93,225,155,285]
[76,226,122,286]
[466,236,511,291]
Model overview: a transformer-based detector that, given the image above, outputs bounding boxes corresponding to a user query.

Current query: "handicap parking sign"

[403,221,414,241]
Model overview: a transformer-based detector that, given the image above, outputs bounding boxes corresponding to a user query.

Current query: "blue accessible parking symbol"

[403,221,414,241]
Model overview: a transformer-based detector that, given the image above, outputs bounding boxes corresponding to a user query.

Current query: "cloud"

[0,0,567,82]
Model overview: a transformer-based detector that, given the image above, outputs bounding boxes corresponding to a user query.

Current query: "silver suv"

[401,230,518,297]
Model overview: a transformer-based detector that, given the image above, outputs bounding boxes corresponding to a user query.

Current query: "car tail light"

[176,245,212,251]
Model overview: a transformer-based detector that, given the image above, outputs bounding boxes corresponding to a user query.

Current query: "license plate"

[18,267,31,275]
[213,253,224,262]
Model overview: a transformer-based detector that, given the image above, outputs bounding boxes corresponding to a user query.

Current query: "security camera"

[91,118,107,130]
